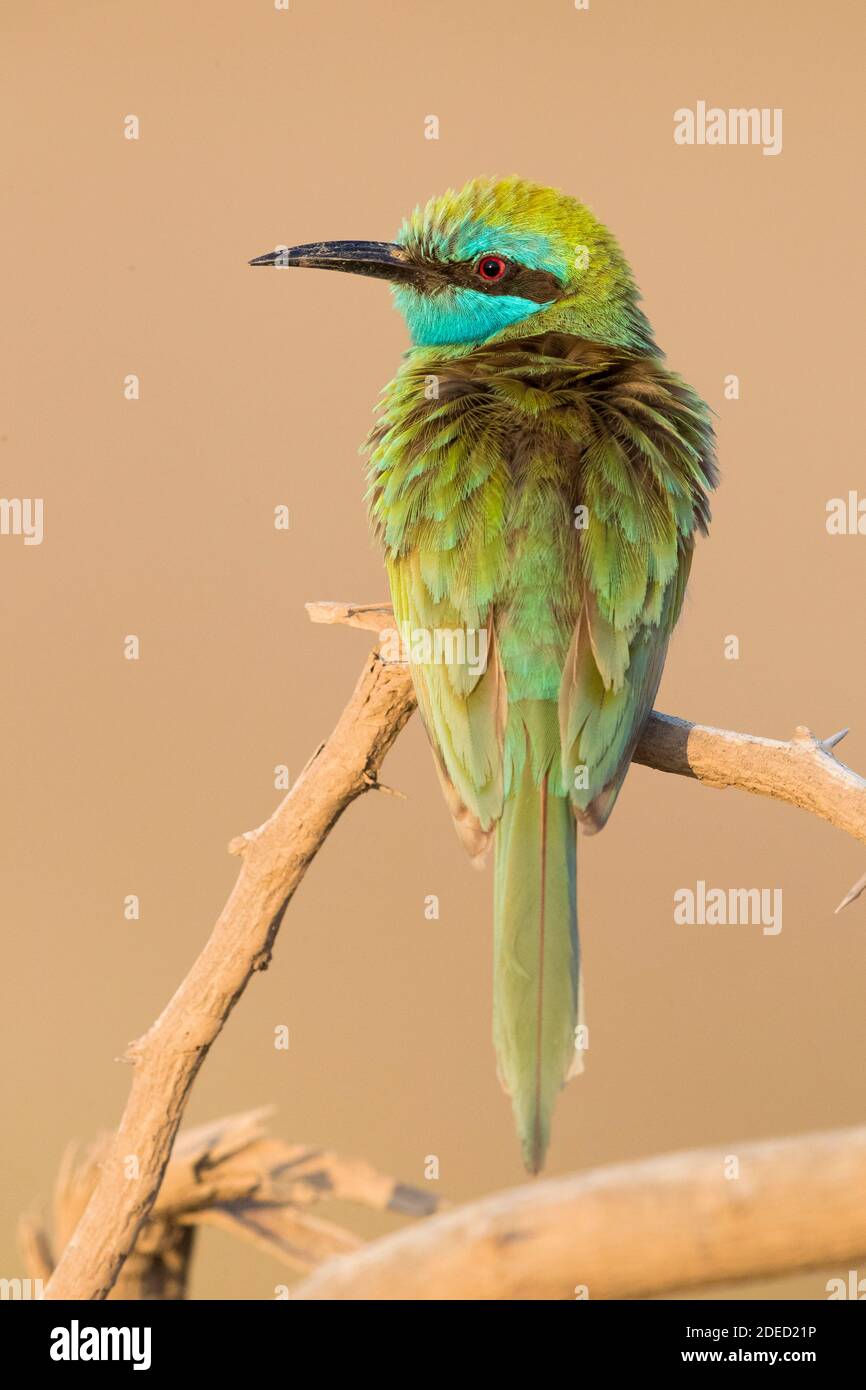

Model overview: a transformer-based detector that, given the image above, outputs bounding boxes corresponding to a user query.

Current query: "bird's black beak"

[248,239,416,285]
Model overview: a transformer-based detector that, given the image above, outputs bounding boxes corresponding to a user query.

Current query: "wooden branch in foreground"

[44,649,416,1300]
[292,1124,866,1300]
[309,599,866,905]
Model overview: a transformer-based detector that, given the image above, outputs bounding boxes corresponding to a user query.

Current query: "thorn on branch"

[835,868,866,914]
[823,728,850,751]
[362,771,407,799]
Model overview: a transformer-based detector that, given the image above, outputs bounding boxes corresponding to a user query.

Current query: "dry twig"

[23,1109,437,1298]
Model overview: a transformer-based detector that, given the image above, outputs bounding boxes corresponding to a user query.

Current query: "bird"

[251,176,717,1172]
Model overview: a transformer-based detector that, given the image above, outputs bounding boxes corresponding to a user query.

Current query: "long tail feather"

[493,761,580,1172]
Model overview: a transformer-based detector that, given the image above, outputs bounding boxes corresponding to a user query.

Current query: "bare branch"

[44,650,416,1300]
[306,600,395,633]
[633,716,866,852]
[311,600,866,893]
[291,1124,866,1300]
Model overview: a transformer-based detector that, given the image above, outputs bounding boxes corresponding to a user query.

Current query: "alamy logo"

[379,623,488,678]
[0,1276,44,1299]
[674,880,783,936]
[826,1270,866,1299]
[826,492,866,535]
[674,102,782,157]
[50,1320,152,1371]
[0,497,43,545]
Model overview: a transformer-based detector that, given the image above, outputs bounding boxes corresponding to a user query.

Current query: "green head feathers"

[392,175,653,351]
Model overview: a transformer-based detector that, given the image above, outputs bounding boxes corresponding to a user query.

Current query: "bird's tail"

[493,749,581,1173]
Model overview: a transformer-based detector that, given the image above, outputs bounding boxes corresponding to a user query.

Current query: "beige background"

[1,0,864,1299]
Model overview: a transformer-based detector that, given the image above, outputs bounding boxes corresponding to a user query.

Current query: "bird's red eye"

[476,255,507,283]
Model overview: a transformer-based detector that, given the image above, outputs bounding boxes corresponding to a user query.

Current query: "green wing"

[558,352,716,827]
[368,352,512,859]
[387,551,507,859]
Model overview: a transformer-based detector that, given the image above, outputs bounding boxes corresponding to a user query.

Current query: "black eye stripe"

[403,248,565,303]
[463,260,564,302]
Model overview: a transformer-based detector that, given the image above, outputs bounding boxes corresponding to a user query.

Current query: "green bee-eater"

[251,177,717,1171]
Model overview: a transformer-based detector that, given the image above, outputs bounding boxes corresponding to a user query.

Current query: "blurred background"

[1,0,864,1298]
